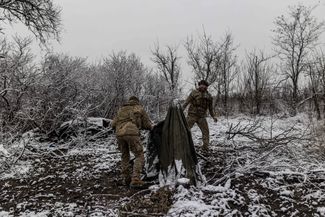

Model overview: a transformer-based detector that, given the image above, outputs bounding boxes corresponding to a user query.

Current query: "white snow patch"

[169,200,216,217]
[317,207,325,216]
[169,183,245,216]
[303,190,324,200]
[0,211,10,217]
[280,190,294,197]
[177,178,190,185]
[1,161,32,180]
[61,117,111,128]
[202,184,228,193]
[0,144,9,156]
[19,210,50,217]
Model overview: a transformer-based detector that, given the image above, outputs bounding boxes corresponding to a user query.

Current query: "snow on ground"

[0,134,122,216]
[0,144,10,156]
[169,113,325,216]
[1,113,325,216]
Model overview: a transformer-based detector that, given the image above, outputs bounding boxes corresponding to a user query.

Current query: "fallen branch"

[196,152,212,163]
[119,211,164,217]
[91,193,120,198]
[12,137,27,164]
[212,144,285,186]
[129,188,152,200]
[225,118,311,149]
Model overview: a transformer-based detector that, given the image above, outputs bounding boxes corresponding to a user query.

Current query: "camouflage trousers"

[186,115,210,148]
[117,135,144,182]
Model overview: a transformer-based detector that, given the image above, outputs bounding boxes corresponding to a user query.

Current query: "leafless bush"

[226,117,310,150]
[19,53,90,133]
[209,116,314,185]
[0,36,38,132]
[305,119,325,159]
[0,130,29,174]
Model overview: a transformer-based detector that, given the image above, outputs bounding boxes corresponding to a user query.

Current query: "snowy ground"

[170,114,325,217]
[1,113,325,216]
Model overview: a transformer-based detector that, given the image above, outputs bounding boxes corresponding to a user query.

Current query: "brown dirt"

[0,152,173,216]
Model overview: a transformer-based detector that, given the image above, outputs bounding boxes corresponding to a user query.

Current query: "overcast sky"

[7,0,325,85]
[50,0,325,60]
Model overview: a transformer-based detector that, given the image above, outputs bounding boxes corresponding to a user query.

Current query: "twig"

[106,151,120,155]
[212,144,285,185]
[196,152,212,163]
[120,211,164,217]
[129,189,152,200]
[226,118,311,149]
[91,194,120,198]
[12,137,27,164]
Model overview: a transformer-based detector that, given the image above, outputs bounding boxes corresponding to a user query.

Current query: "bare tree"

[306,50,325,119]
[185,31,222,86]
[142,72,170,119]
[243,49,272,114]
[151,44,181,95]
[0,0,61,43]
[272,4,325,115]
[0,36,37,130]
[315,51,325,116]
[98,51,147,118]
[216,33,238,116]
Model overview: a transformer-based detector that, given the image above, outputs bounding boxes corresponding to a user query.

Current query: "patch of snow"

[280,190,294,197]
[248,204,270,217]
[169,184,245,216]
[177,178,190,185]
[304,190,324,201]
[0,144,9,156]
[61,117,111,128]
[19,210,50,217]
[0,211,10,217]
[145,156,159,178]
[1,161,32,180]
[317,207,325,216]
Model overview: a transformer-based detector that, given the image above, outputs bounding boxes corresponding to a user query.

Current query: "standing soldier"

[112,96,153,188]
[182,80,218,152]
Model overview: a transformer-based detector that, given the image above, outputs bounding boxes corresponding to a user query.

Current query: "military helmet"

[129,96,140,102]
[198,80,209,87]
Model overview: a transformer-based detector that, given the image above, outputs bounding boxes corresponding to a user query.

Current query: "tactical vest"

[115,104,143,137]
[188,90,212,117]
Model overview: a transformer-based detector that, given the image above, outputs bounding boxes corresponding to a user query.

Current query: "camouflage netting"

[146,102,204,186]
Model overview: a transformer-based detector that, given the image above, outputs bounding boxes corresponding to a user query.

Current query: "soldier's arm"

[141,110,153,130]
[182,92,193,110]
[208,97,217,119]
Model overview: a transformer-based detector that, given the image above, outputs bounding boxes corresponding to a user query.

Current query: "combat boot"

[130,177,145,188]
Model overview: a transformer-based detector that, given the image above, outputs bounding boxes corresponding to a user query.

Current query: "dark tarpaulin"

[146,103,201,185]
[145,121,164,178]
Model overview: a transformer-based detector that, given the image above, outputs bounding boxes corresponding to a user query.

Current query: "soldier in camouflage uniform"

[182,80,218,151]
[112,96,153,188]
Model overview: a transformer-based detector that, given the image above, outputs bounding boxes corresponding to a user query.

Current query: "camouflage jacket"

[112,99,152,137]
[182,89,215,118]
